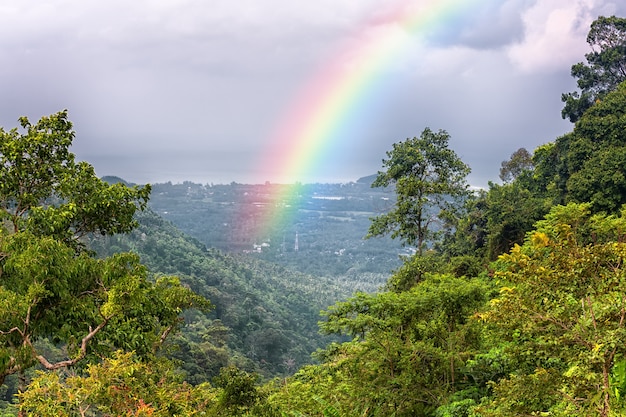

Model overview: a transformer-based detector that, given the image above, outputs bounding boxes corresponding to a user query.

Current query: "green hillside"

[90,208,351,380]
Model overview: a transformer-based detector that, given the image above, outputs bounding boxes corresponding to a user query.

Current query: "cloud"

[455,0,531,49]
[507,0,622,73]
[1,0,625,186]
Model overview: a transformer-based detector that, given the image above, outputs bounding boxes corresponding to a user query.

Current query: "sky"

[1,0,625,188]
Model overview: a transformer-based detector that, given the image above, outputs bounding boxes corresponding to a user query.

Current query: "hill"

[90,208,351,380]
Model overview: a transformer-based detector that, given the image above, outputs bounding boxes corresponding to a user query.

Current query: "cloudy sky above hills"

[1,0,625,186]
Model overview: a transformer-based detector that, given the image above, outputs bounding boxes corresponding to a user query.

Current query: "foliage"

[18,351,215,416]
[435,190,488,270]
[0,233,206,384]
[265,274,489,417]
[9,30,626,412]
[498,148,533,184]
[480,203,626,416]
[0,111,150,249]
[565,81,626,212]
[483,181,549,260]
[92,208,348,380]
[367,128,471,258]
[0,112,208,407]
[561,16,626,122]
[213,366,261,415]
[533,81,626,214]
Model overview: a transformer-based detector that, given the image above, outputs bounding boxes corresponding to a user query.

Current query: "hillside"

[90,208,351,380]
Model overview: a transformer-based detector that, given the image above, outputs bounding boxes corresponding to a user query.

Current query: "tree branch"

[34,317,110,371]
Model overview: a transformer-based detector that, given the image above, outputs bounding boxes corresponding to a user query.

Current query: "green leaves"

[483,203,626,415]
[561,16,626,122]
[19,351,215,416]
[310,274,489,416]
[0,111,150,248]
[368,128,470,276]
[0,112,209,394]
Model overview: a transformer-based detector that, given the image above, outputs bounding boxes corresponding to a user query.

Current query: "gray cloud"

[1,0,625,187]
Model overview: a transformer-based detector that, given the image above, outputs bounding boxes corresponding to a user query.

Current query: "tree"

[0,111,151,246]
[480,203,626,416]
[0,111,209,395]
[18,351,215,416]
[564,80,626,213]
[484,181,548,260]
[498,148,533,183]
[367,128,471,257]
[561,16,626,122]
[212,366,261,416]
[531,80,626,214]
[267,274,489,417]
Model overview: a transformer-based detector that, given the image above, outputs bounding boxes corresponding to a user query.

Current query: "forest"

[1,14,626,417]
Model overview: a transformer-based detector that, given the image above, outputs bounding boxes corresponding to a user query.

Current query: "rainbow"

[240,0,479,246]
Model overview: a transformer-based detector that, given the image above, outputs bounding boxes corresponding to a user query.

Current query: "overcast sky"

[1,0,625,187]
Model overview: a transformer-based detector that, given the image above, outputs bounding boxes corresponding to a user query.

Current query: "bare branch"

[35,317,110,371]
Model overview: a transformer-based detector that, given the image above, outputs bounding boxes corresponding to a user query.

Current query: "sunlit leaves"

[19,351,215,416]
[483,203,626,416]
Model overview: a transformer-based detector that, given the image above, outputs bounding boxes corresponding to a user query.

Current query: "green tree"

[480,203,626,416]
[530,140,569,206]
[561,16,626,122]
[0,111,150,247]
[18,351,215,416]
[483,181,549,260]
[530,80,626,214]
[564,81,626,213]
[498,148,533,184]
[212,366,261,416]
[367,128,471,258]
[0,112,209,396]
[296,275,488,417]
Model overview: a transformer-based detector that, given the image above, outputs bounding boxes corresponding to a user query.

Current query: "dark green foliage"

[562,16,626,122]
[213,366,260,415]
[367,128,470,255]
[484,181,549,259]
[533,81,626,214]
[92,208,351,380]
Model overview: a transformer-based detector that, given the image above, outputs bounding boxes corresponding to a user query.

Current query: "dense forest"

[1,14,626,417]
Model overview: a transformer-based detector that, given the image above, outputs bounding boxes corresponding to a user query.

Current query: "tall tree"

[531,79,626,214]
[565,80,626,213]
[367,128,470,258]
[0,112,208,392]
[561,16,626,122]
